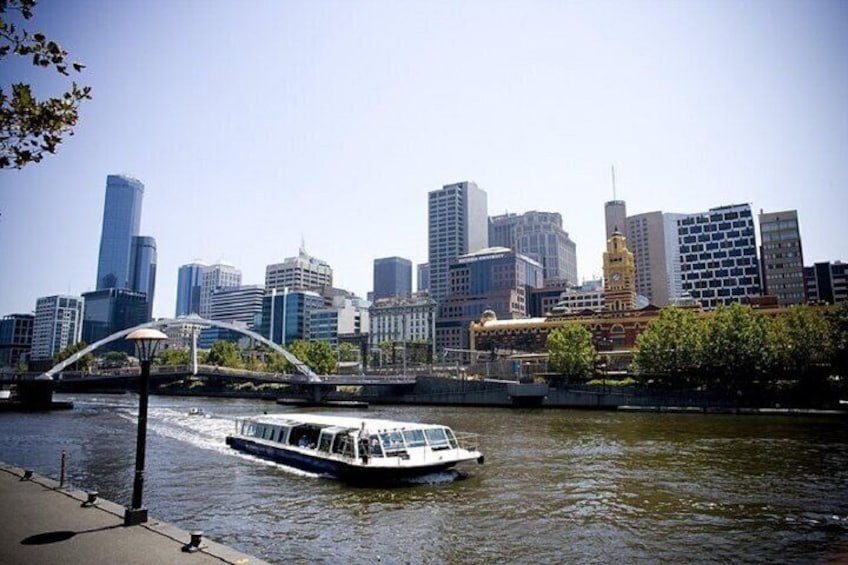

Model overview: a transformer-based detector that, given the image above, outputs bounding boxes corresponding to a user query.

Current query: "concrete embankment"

[0,461,268,565]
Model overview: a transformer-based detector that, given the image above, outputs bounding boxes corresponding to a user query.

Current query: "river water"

[1,393,847,564]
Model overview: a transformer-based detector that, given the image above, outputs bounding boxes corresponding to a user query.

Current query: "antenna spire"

[611,164,617,200]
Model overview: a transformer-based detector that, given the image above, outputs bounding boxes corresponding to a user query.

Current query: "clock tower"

[603,227,636,312]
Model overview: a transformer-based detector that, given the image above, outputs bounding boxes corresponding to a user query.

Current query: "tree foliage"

[1,0,91,168]
[158,347,190,366]
[206,340,242,368]
[701,303,771,388]
[336,342,359,363]
[546,324,596,379]
[634,306,704,385]
[53,340,94,370]
[287,340,337,374]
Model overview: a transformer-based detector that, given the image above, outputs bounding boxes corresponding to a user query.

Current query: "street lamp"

[124,328,168,526]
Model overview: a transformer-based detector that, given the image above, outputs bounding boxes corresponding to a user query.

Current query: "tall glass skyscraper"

[96,175,144,291]
[131,235,157,319]
[175,261,207,317]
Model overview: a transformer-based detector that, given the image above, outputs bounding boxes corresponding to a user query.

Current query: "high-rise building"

[417,263,430,293]
[373,257,412,300]
[199,261,242,319]
[625,211,686,306]
[259,289,325,346]
[31,295,84,360]
[435,247,543,351]
[209,285,265,328]
[804,261,847,304]
[490,211,577,284]
[0,313,34,367]
[309,297,370,347]
[604,200,627,241]
[130,235,157,319]
[175,261,207,317]
[677,204,761,309]
[94,174,157,320]
[265,245,333,293]
[81,288,148,353]
[759,209,804,306]
[427,181,489,302]
[96,175,144,291]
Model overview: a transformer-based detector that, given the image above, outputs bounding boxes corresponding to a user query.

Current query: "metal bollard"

[182,530,204,553]
[81,491,99,508]
[59,450,66,487]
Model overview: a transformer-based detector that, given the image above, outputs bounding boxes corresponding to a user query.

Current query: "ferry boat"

[225,413,484,483]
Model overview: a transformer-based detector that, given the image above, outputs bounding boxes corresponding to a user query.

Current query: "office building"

[310,297,370,347]
[81,288,148,353]
[209,285,265,328]
[436,247,543,351]
[677,204,761,309]
[369,295,438,354]
[625,211,686,306]
[175,261,207,317]
[604,200,627,240]
[265,245,333,293]
[199,261,242,319]
[804,261,847,304]
[490,211,577,284]
[759,210,805,306]
[94,174,157,320]
[259,289,325,346]
[373,257,412,300]
[417,263,430,293]
[0,313,34,367]
[31,295,84,360]
[427,181,489,302]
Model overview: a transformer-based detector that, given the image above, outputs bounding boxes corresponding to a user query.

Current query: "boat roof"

[242,413,449,432]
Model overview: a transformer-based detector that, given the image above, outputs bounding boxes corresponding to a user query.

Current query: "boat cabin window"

[445,428,458,449]
[317,432,333,453]
[289,424,321,449]
[379,431,406,455]
[424,428,450,449]
[331,432,355,458]
[402,429,427,448]
[276,427,289,444]
[368,434,384,458]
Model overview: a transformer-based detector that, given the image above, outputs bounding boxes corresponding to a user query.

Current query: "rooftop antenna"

[611,164,617,200]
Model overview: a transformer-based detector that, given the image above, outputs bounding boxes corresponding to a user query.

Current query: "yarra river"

[1,394,847,564]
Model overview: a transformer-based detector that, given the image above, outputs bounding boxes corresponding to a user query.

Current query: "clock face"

[612,272,621,283]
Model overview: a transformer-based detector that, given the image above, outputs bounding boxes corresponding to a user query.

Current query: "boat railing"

[453,432,479,452]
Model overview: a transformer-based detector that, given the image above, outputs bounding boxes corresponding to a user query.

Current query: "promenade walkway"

[0,461,269,565]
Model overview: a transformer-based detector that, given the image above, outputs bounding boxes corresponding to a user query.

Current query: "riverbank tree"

[546,324,596,380]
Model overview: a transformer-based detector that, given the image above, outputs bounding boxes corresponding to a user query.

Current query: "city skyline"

[1,0,846,318]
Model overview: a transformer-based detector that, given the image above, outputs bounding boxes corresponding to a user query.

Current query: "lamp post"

[124,328,168,526]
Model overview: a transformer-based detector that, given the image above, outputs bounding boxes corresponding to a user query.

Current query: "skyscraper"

[31,295,84,360]
[199,261,242,319]
[265,245,333,293]
[490,211,578,284]
[0,313,34,367]
[209,285,265,328]
[677,204,761,309]
[96,175,144,290]
[417,263,430,293]
[175,261,207,317]
[81,288,148,353]
[373,257,412,300]
[604,200,627,241]
[427,181,488,302]
[625,211,686,306]
[95,174,157,320]
[759,209,804,305]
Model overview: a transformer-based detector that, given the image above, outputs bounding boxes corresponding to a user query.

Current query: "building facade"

[209,285,265,328]
[175,261,207,317]
[0,314,34,367]
[604,200,627,241]
[369,295,438,353]
[625,211,686,306]
[373,257,412,300]
[427,181,489,302]
[130,235,157,319]
[199,261,242,319]
[81,288,148,354]
[309,298,370,347]
[259,290,325,346]
[490,211,577,284]
[436,247,544,351]
[804,261,847,304]
[31,295,84,360]
[677,204,761,309]
[265,246,333,293]
[759,209,805,306]
[417,263,430,293]
[603,229,636,312]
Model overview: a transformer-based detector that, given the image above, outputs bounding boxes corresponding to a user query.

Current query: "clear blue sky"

[1,0,846,319]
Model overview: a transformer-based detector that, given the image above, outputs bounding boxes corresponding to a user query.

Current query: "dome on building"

[480,310,498,323]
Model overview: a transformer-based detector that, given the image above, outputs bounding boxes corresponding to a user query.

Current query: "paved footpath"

[0,461,270,565]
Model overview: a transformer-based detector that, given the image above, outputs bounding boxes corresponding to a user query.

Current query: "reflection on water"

[0,395,846,563]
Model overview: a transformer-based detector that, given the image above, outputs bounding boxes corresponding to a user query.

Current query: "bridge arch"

[41,317,320,382]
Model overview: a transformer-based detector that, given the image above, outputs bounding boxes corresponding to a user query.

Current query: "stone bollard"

[182,530,204,553]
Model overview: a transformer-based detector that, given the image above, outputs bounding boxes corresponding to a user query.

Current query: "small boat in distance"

[225,413,484,484]
[188,407,205,416]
